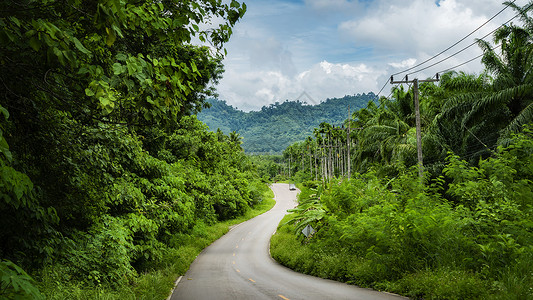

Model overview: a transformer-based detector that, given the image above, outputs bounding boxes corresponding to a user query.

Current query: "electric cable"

[391,0,517,77]
[405,13,519,76]
[376,79,389,98]
[437,44,502,74]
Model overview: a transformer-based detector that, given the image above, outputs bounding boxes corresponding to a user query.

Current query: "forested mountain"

[197,94,377,153]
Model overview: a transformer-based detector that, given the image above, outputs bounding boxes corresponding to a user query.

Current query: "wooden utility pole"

[390,75,439,180]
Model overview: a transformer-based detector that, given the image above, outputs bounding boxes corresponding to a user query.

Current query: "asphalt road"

[170,183,406,300]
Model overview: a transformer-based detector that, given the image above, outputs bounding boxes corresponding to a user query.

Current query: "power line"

[387,81,412,99]
[437,53,485,74]
[376,2,520,100]
[437,44,502,74]
[391,0,517,77]
[380,40,496,104]
[376,79,389,98]
[405,13,520,76]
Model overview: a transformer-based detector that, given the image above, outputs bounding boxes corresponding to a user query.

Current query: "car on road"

[289,183,296,190]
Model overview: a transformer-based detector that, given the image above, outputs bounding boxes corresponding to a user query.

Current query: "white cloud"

[338,0,493,55]
[214,0,525,111]
[389,58,417,69]
[218,60,385,111]
[300,61,385,103]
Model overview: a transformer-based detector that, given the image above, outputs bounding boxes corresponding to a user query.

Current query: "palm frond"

[500,101,533,140]
[392,143,417,163]
[477,39,506,76]
[440,71,489,92]
[440,92,485,120]
[463,83,533,127]
[504,1,533,33]
[493,25,512,44]
[287,192,326,231]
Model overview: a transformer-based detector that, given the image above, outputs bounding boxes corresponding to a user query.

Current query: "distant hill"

[197,93,378,153]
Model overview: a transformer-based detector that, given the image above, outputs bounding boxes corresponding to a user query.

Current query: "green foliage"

[488,248,533,300]
[38,187,275,299]
[0,0,271,296]
[248,154,284,181]
[0,260,44,300]
[1,0,246,126]
[285,0,533,178]
[273,2,533,298]
[386,267,488,300]
[272,129,533,299]
[321,174,387,217]
[64,217,138,286]
[0,104,59,265]
[287,191,326,235]
[20,115,268,289]
[197,94,377,153]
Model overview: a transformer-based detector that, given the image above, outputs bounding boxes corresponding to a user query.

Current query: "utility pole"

[288,153,291,180]
[347,105,351,179]
[390,74,439,180]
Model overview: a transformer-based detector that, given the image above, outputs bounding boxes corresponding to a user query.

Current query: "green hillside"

[197,93,378,153]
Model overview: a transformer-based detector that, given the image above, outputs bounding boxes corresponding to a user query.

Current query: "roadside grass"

[271,215,533,299]
[38,187,276,300]
[269,214,315,274]
[485,250,533,300]
[270,214,494,300]
[380,268,488,300]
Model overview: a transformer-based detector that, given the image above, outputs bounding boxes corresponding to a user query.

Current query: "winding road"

[170,183,406,300]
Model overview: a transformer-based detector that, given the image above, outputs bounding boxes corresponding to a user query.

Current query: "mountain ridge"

[197,93,378,153]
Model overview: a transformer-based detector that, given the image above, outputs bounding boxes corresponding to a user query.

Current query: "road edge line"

[166,275,183,300]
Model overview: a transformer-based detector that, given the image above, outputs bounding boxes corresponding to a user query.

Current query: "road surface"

[170,183,406,300]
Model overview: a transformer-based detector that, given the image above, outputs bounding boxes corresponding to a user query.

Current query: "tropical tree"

[477,21,533,140]
[1,0,246,128]
[425,71,494,165]
[229,131,243,148]
[436,1,533,162]
[353,89,418,174]
[0,0,251,288]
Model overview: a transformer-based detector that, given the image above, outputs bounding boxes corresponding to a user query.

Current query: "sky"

[212,0,523,111]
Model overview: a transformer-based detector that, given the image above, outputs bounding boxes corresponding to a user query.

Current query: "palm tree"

[388,85,415,127]
[476,22,533,140]
[430,71,494,161]
[229,131,243,148]
[434,1,533,162]
[353,92,418,173]
[476,2,533,134]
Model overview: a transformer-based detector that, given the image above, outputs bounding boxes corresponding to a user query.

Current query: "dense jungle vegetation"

[0,0,281,298]
[2,0,533,299]
[271,1,533,299]
[197,94,377,153]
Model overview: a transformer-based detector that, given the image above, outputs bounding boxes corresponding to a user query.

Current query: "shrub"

[0,260,44,299]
